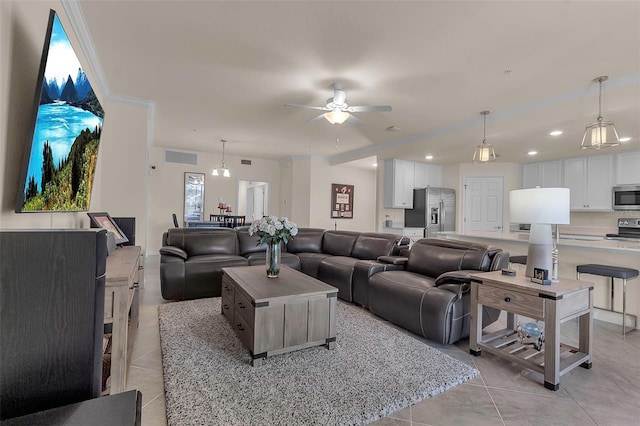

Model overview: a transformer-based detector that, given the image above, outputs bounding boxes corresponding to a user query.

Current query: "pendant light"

[581,76,620,149]
[473,110,496,163]
[212,139,230,177]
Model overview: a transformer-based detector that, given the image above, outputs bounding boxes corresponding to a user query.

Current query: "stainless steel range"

[606,218,640,240]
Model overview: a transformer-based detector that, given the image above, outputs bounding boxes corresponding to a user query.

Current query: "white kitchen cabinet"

[615,151,640,184]
[383,159,415,208]
[521,161,562,189]
[563,155,613,211]
[414,162,442,188]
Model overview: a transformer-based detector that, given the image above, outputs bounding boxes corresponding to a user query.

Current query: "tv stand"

[104,246,141,394]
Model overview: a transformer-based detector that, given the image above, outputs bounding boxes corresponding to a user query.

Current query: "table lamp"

[509,187,570,278]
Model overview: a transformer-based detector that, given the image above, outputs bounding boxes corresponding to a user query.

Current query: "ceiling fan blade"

[348,105,392,112]
[304,113,327,124]
[346,114,365,127]
[285,104,330,111]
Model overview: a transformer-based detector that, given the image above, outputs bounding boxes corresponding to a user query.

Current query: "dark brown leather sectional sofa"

[159,227,509,344]
[159,227,407,301]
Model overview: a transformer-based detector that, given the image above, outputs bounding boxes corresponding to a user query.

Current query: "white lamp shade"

[324,110,350,124]
[212,168,219,176]
[510,187,570,225]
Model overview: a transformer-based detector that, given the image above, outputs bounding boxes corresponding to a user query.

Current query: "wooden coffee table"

[221,265,338,366]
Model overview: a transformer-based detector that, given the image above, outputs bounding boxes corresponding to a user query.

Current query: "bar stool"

[509,255,527,268]
[576,264,639,336]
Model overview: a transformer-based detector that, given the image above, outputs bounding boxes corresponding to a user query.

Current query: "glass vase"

[266,241,281,278]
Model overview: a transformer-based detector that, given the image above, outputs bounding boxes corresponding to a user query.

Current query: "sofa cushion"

[407,238,498,278]
[317,256,359,301]
[236,226,267,256]
[351,233,400,260]
[166,228,239,256]
[245,252,302,271]
[321,231,359,257]
[286,228,324,254]
[296,252,331,278]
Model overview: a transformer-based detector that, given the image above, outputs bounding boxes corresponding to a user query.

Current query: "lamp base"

[525,224,553,278]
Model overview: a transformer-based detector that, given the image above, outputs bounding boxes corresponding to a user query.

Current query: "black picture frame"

[331,183,354,219]
[87,212,129,245]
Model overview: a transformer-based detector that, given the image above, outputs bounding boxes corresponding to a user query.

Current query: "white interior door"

[253,185,265,220]
[463,176,504,233]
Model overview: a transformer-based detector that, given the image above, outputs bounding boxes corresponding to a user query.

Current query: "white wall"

[309,157,376,232]
[147,147,281,253]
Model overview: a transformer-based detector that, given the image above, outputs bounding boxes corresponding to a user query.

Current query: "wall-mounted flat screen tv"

[15,9,105,212]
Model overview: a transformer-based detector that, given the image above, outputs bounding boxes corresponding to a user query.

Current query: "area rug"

[159,298,478,425]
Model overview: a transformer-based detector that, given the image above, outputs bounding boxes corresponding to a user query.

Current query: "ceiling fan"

[285,82,392,127]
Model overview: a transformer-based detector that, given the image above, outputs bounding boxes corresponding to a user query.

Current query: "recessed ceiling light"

[619,137,631,143]
[528,151,538,156]
[372,163,378,167]
[549,130,563,136]
[425,155,433,160]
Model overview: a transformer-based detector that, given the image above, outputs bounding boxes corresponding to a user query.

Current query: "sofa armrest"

[377,255,408,266]
[159,246,188,260]
[434,270,477,286]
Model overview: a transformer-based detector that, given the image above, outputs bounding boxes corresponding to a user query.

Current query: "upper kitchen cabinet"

[563,154,613,211]
[615,151,640,184]
[383,159,415,208]
[414,162,442,188]
[521,160,562,189]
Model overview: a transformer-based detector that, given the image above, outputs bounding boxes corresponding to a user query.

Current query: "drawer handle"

[504,297,511,303]
[223,304,229,309]
[238,302,245,309]
[236,324,244,331]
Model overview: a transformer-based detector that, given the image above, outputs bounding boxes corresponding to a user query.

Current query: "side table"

[469,270,593,391]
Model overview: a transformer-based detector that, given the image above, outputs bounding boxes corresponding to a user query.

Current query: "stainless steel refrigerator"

[404,187,456,237]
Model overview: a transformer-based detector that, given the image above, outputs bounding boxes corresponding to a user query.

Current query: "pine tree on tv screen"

[17,10,105,212]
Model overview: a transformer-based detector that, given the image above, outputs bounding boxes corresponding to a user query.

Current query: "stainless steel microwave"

[613,185,640,210]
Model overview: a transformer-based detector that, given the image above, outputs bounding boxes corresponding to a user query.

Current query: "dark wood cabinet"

[0,229,107,420]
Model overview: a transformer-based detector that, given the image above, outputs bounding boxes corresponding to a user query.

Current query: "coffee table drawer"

[235,289,255,326]
[478,285,544,319]
[233,311,253,352]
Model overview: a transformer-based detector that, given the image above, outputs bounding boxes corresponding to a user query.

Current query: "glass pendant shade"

[212,139,231,177]
[472,110,496,163]
[324,110,350,124]
[581,119,620,149]
[581,76,620,149]
[473,143,496,163]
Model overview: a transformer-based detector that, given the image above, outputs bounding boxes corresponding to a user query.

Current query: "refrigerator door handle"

[440,200,445,231]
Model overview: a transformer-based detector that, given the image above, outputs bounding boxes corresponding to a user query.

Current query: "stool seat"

[509,255,527,265]
[576,263,639,336]
[576,264,639,280]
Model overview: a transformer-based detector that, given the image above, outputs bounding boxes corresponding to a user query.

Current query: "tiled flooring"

[127,255,640,425]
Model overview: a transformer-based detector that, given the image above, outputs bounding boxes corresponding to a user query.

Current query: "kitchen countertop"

[439,231,640,253]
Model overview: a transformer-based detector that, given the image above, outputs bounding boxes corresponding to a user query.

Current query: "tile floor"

[127,255,640,425]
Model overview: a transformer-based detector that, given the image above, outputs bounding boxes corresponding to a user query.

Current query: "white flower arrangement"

[248,216,298,245]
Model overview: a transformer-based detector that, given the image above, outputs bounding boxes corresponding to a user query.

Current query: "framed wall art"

[331,184,354,219]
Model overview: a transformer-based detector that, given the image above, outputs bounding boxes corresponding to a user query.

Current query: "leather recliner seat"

[160,228,248,300]
[235,226,302,271]
[368,238,509,345]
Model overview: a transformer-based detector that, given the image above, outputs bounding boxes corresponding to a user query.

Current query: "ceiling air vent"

[164,150,197,165]
[241,159,252,165]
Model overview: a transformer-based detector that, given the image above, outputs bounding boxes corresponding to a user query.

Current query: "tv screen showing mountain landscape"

[16,10,104,212]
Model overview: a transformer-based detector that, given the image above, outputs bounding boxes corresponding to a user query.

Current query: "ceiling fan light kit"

[212,139,230,177]
[473,110,496,163]
[324,110,350,125]
[581,76,620,149]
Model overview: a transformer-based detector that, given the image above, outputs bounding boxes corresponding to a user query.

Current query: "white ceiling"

[76,0,640,168]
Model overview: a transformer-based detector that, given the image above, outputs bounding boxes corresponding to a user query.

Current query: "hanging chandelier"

[581,76,620,149]
[212,139,230,177]
[473,110,496,163]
